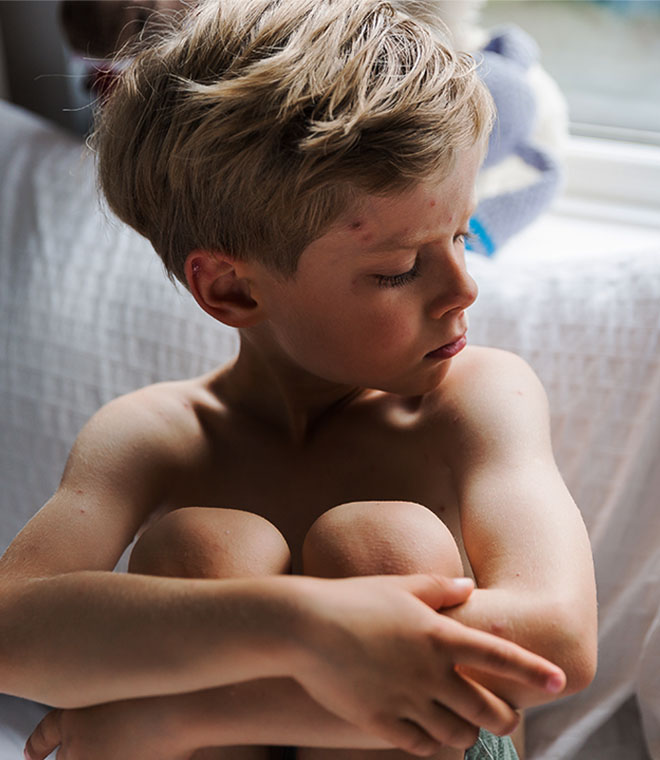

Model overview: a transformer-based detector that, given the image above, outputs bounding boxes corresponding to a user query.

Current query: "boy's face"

[248,144,482,397]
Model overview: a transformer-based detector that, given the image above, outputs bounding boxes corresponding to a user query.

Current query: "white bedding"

[1,100,659,759]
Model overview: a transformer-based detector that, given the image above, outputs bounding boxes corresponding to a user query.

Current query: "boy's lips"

[424,333,467,360]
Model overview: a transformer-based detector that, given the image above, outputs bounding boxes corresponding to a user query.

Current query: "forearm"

[0,572,307,708]
[170,679,391,751]
[443,587,597,706]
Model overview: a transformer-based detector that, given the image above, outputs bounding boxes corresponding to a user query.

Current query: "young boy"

[1,0,597,758]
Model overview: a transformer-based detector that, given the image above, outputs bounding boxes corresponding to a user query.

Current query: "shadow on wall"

[0,15,8,100]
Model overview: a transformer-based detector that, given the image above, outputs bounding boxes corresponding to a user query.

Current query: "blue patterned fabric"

[465,729,519,759]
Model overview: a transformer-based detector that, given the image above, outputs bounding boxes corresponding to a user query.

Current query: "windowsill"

[494,137,660,264]
[495,203,658,265]
[562,136,660,217]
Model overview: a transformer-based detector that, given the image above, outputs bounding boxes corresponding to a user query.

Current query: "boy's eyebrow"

[363,201,478,253]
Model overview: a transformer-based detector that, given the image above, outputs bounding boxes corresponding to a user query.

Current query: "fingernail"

[451,577,474,589]
[546,672,565,693]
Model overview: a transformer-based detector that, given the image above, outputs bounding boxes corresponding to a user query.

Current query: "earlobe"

[184,250,263,328]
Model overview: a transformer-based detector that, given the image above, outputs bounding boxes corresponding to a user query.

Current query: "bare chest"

[170,417,467,572]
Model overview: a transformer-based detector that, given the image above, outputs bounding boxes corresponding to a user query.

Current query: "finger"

[439,670,520,738]
[400,574,474,609]
[415,698,480,750]
[24,710,62,760]
[368,714,443,757]
[450,626,566,694]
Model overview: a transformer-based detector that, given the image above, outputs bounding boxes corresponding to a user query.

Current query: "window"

[481,0,660,146]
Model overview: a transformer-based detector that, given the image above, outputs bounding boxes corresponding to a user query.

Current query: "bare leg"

[511,721,524,759]
[299,500,466,760]
[128,506,291,579]
[128,506,292,760]
[191,748,287,760]
[192,749,289,760]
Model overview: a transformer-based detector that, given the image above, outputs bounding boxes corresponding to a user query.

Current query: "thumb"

[400,573,474,610]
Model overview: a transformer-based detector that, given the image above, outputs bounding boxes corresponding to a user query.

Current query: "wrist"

[118,692,203,756]
[164,689,231,751]
[219,575,326,682]
[442,587,517,638]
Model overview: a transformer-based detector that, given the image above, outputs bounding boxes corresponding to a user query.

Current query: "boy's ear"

[184,250,264,328]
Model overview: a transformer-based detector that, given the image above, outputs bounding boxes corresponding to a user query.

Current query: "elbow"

[562,637,598,696]
[545,600,598,696]
[560,644,597,696]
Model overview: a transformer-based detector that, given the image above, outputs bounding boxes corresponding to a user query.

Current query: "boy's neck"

[214,331,367,446]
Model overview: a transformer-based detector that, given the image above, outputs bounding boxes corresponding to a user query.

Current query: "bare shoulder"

[0,375,220,580]
[431,346,552,465]
[443,345,547,406]
[69,372,232,505]
[74,377,213,468]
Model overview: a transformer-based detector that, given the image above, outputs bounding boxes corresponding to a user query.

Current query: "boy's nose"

[427,255,479,319]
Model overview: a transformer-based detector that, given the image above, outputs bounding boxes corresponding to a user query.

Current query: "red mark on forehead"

[429,199,436,207]
[347,218,374,244]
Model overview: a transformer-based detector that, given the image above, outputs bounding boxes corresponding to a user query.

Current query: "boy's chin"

[371,361,454,399]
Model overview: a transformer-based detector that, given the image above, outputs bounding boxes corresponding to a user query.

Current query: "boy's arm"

[0,387,300,705]
[441,348,598,706]
[0,385,564,756]
[24,679,393,760]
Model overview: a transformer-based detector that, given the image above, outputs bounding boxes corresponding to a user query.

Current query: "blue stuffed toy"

[468,25,563,256]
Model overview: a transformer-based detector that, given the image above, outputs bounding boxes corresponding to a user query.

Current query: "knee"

[302,500,464,579]
[128,507,291,579]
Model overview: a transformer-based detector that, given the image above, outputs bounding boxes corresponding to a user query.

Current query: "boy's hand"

[24,698,190,760]
[294,574,565,757]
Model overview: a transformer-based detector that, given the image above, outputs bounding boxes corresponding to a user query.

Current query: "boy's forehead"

[306,145,484,263]
[332,183,476,253]
[332,144,483,251]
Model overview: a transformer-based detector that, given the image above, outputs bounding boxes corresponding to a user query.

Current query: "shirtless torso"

[135,346,480,576]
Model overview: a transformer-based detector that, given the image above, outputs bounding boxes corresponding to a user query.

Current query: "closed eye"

[374,257,421,288]
[373,231,474,288]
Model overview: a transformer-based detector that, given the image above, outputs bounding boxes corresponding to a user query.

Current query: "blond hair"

[93,0,494,285]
